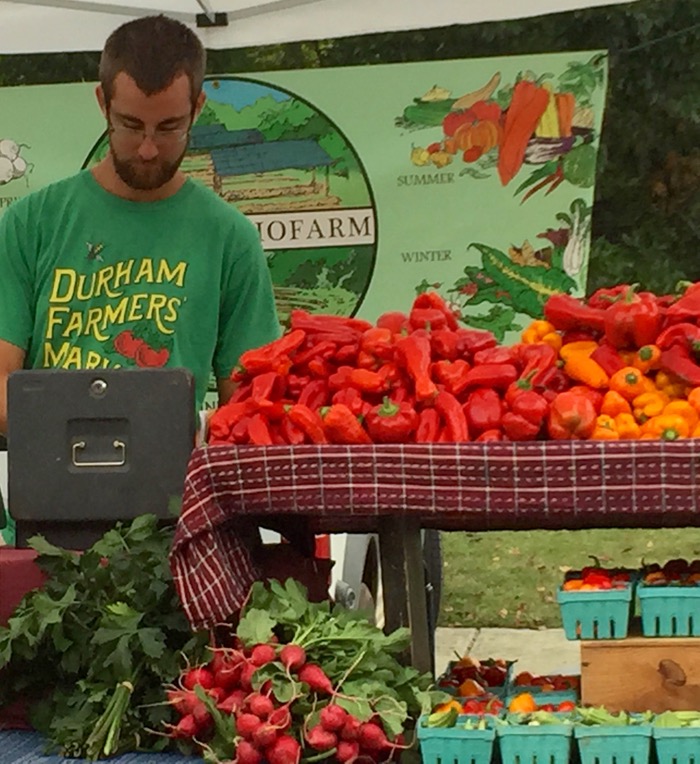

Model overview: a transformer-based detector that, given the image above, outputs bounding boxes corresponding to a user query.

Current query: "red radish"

[340,716,361,741]
[297,664,334,695]
[252,722,279,748]
[182,666,215,691]
[269,705,292,732]
[235,739,263,764]
[279,644,306,672]
[248,693,275,720]
[358,722,389,752]
[267,735,301,764]
[236,712,263,740]
[250,644,277,667]
[215,662,243,690]
[320,703,348,731]
[192,700,211,727]
[239,662,258,691]
[336,739,360,762]
[171,713,198,739]
[166,689,198,716]
[217,689,248,715]
[208,686,227,703]
[305,724,338,752]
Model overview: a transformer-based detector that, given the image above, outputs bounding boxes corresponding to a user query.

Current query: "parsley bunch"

[0,514,208,759]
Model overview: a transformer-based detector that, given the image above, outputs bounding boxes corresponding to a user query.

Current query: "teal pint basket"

[496,722,573,764]
[638,584,700,637]
[653,727,700,764]
[557,584,633,640]
[417,715,496,764]
[574,724,652,764]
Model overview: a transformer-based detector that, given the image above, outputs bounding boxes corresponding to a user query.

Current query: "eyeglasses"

[108,119,191,147]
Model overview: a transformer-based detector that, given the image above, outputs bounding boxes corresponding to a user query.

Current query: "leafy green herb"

[0,514,208,759]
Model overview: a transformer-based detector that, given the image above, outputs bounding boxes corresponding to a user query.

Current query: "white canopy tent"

[1,0,639,55]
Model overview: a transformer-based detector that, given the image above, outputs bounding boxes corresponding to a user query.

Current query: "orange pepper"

[688,387,700,413]
[610,366,648,400]
[508,693,538,713]
[632,391,668,423]
[559,341,599,360]
[522,320,562,352]
[562,579,583,591]
[663,400,699,431]
[600,390,632,418]
[615,413,641,439]
[641,414,690,440]
[655,370,688,399]
[633,344,661,374]
[434,699,464,714]
[458,678,486,697]
[561,353,609,389]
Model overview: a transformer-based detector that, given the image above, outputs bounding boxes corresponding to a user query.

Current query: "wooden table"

[170,440,700,675]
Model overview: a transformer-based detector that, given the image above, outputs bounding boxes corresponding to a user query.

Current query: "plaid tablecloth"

[170,440,700,629]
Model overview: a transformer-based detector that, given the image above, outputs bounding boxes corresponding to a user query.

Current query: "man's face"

[102,72,196,191]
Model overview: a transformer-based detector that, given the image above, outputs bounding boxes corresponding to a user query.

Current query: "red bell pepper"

[509,390,549,427]
[433,360,471,395]
[603,287,661,349]
[590,343,625,376]
[287,404,327,444]
[664,282,700,322]
[502,412,540,441]
[298,379,329,410]
[415,408,441,443]
[566,385,604,414]
[547,391,597,440]
[454,363,519,395]
[365,397,419,443]
[464,388,503,434]
[431,330,462,361]
[239,329,306,375]
[434,390,470,442]
[396,332,439,402]
[543,294,607,333]
[660,344,700,386]
[656,322,700,351]
[586,284,631,309]
[412,291,459,330]
[321,404,372,444]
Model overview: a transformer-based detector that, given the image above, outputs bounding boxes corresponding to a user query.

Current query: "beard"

[110,141,187,191]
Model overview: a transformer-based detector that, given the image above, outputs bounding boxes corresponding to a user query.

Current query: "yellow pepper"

[663,400,699,431]
[591,414,620,440]
[600,390,632,418]
[610,366,648,401]
[615,413,642,439]
[521,320,562,352]
[641,414,691,440]
[655,370,688,399]
[633,391,669,423]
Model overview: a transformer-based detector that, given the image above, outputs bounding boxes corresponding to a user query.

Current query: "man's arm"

[217,377,235,407]
[0,339,26,435]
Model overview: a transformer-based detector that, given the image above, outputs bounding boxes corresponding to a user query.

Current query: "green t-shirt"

[0,170,281,410]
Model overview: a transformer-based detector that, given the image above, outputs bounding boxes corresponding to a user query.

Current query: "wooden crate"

[581,625,700,712]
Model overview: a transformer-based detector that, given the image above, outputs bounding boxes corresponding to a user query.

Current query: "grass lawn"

[438,527,700,629]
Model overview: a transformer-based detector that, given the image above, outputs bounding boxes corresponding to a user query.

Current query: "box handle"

[72,439,126,468]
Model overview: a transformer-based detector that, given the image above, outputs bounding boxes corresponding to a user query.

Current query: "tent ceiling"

[1,0,638,55]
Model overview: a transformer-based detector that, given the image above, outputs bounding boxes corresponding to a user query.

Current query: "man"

[0,15,281,434]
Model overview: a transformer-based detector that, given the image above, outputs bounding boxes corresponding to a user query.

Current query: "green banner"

[0,52,606,343]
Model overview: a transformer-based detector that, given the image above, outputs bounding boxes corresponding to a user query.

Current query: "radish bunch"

[164,640,404,763]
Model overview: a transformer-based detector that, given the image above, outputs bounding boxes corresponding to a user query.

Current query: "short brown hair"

[100,15,206,106]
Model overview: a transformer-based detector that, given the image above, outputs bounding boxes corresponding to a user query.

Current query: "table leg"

[378,517,432,675]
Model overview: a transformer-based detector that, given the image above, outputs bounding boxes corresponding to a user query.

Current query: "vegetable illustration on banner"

[397,54,603,195]
[0,138,32,187]
[396,53,606,340]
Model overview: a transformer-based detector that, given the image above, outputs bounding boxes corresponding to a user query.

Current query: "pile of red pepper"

[207,291,574,446]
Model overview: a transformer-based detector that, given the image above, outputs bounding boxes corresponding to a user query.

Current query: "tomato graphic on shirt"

[112,325,171,367]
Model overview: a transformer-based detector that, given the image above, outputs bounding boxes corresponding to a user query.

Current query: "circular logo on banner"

[84,77,378,323]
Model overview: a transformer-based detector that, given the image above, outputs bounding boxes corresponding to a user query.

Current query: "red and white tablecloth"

[170,440,700,629]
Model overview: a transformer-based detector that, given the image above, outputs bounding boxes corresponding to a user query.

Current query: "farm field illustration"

[85,77,378,323]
